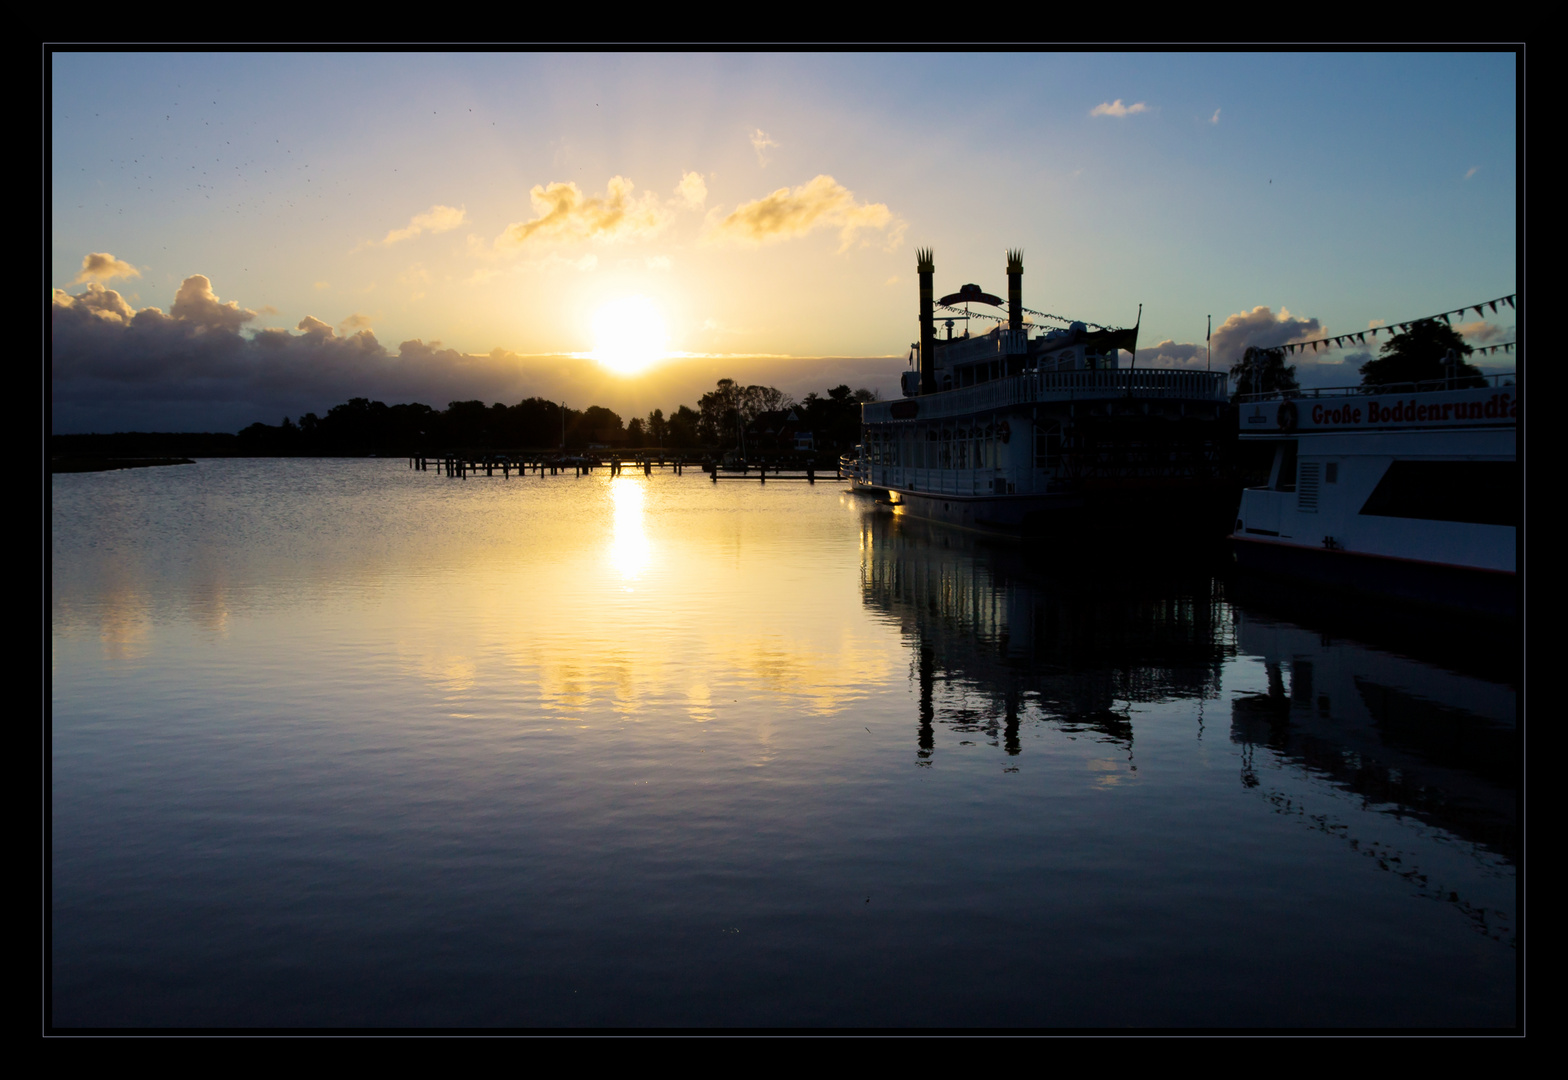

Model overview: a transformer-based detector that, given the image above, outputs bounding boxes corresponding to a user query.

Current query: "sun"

[591,296,669,376]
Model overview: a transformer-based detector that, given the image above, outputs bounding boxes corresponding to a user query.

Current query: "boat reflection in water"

[1224,575,1518,944]
[858,507,1518,984]
[860,511,1231,765]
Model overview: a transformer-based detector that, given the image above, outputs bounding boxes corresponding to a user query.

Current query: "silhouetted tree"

[572,405,624,447]
[667,405,700,448]
[1230,346,1298,400]
[646,408,669,446]
[1358,319,1484,391]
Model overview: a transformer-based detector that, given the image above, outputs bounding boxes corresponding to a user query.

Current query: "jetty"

[409,450,847,483]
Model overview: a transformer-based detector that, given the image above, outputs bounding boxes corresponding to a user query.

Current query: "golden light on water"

[591,296,669,376]
[608,476,652,582]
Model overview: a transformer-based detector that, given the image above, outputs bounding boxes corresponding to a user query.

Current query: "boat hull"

[1231,533,1517,618]
[886,480,1238,540]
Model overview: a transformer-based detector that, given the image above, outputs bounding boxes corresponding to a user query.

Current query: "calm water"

[50,460,1519,1028]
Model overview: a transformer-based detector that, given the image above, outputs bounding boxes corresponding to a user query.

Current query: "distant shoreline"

[50,457,196,474]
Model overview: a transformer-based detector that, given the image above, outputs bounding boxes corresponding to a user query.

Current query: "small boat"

[1230,374,1518,617]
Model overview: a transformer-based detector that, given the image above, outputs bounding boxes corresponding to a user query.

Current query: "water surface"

[51,460,1518,1027]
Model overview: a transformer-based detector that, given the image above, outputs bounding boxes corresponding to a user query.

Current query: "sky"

[50,50,1519,434]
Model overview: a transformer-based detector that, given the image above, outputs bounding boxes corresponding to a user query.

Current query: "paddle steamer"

[856,251,1232,535]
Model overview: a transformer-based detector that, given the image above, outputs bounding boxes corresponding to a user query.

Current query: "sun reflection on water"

[608,476,652,585]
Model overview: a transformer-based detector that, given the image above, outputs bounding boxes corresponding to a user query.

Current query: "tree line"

[229,379,879,457]
[1229,319,1493,399]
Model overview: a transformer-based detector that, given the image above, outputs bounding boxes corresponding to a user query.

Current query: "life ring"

[1277,401,1297,432]
[998,421,1011,444]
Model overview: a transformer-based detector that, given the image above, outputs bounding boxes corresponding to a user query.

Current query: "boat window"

[1035,421,1063,469]
[1238,439,1279,488]
[1358,460,1518,527]
[1273,440,1297,492]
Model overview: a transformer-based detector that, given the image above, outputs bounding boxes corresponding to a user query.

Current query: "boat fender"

[998,421,1011,444]
[1277,401,1297,432]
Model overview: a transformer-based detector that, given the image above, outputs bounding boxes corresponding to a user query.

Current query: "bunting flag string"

[934,300,1122,330]
[1265,294,1515,356]
[935,302,1006,323]
[933,301,1124,333]
[1015,305,1117,332]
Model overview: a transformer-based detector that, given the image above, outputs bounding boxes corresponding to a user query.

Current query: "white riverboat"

[856,250,1233,536]
[1230,374,1518,617]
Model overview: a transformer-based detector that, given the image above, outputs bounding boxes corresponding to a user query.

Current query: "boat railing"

[863,367,1227,423]
[1236,371,1517,404]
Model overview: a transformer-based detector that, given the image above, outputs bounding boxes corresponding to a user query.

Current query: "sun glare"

[592,296,669,376]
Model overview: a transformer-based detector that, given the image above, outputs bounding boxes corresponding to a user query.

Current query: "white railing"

[1236,371,1517,404]
[864,368,1228,423]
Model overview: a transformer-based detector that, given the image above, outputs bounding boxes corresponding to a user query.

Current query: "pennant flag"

[1441,312,1451,324]
[1505,296,1514,308]
[1475,306,1485,318]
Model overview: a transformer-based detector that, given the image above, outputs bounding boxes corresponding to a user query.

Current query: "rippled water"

[50,460,1518,1028]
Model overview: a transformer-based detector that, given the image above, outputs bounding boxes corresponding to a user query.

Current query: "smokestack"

[1006,249,1024,335]
[918,249,936,394]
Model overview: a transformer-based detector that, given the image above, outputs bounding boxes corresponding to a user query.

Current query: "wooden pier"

[409,450,845,484]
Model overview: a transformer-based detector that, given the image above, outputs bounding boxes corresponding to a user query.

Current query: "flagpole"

[1206,315,1211,371]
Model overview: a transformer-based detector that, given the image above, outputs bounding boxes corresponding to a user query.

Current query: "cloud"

[1456,319,1507,344]
[675,171,707,209]
[74,252,140,284]
[750,128,779,165]
[1464,166,1480,180]
[495,176,672,252]
[1090,99,1149,117]
[1211,305,1323,367]
[52,271,927,435]
[1134,339,1209,369]
[707,175,903,253]
[339,313,373,333]
[170,275,257,332]
[380,204,467,246]
[645,255,672,271]
[53,283,137,323]
[1210,108,1221,124]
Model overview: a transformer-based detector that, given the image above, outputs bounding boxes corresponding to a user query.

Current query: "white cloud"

[74,252,140,284]
[1090,99,1149,118]
[750,128,779,165]
[170,275,257,332]
[495,177,672,252]
[675,171,707,209]
[707,175,903,253]
[380,204,467,246]
[1211,305,1324,367]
